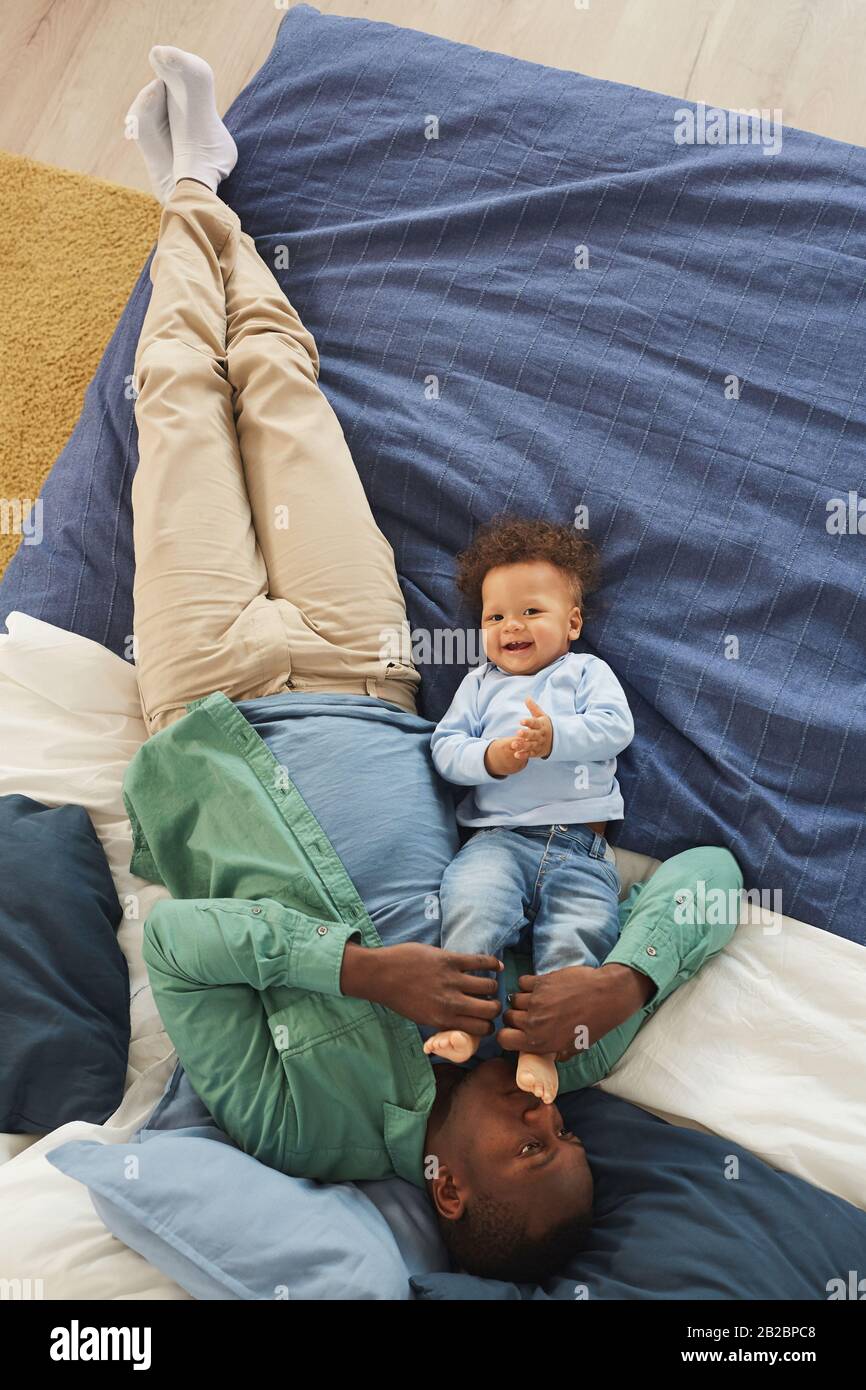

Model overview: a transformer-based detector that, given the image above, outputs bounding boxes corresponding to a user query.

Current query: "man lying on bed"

[122,47,743,1287]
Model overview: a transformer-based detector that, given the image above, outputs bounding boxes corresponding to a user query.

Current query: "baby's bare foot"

[422,1030,479,1063]
[516,1052,559,1104]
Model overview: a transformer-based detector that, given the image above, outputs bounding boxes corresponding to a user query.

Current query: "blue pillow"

[48,1133,413,1301]
[0,794,128,1131]
[47,1064,436,1300]
[147,1063,450,1283]
[411,1088,866,1300]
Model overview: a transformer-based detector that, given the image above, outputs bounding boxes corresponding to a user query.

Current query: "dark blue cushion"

[48,1133,413,1301]
[411,1088,866,1300]
[0,794,129,1131]
[3,4,866,943]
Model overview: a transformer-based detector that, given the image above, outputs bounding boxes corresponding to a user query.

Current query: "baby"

[426,515,634,1103]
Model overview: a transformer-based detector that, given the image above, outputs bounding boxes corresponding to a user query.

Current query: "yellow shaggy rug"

[0,152,160,580]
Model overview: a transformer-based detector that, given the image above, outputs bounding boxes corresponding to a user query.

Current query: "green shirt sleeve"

[141,897,362,1172]
[558,846,743,1092]
[602,846,743,998]
[143,897,361,998]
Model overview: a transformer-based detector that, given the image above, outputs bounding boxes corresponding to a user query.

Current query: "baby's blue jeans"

[435,822,622,1057]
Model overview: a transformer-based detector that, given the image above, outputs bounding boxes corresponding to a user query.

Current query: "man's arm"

[601,848,742,1006]
[144,897,503,1024]
[499,846,743,1088]
[143,899,501,1167]
[577,845,743,1081]
[141,897,350,1172]
[143,896,359,1001]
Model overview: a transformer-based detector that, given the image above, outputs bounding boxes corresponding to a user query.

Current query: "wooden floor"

[2,0,865,193]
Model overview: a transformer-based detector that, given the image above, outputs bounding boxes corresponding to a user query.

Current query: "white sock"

[148,46,237,193]
[124,79,174,204]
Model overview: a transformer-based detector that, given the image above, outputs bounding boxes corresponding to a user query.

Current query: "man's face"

[480,560,582,676]
[428,1056,593,1241]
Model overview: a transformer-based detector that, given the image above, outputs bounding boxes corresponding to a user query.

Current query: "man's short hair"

[436,1192,592,1284]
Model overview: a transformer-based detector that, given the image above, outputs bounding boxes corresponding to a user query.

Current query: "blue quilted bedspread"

[3,5,865,943]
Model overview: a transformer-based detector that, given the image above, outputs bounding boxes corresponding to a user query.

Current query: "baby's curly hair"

[455,513,601,615]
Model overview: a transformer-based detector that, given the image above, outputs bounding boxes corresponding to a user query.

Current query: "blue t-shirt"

[234,692,459,949]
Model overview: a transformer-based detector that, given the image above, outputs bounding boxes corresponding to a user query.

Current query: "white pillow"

[0,1126,188,1301]
[600,901,866,1211]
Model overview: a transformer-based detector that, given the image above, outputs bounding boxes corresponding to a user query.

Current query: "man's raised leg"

[221,230,421,712]
[132,183,293,734]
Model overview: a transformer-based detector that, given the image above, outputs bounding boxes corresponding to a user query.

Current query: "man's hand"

[498,962,656,1059]
[514,696,553,760]
[484,736,531,778]
[341,941,502,1034]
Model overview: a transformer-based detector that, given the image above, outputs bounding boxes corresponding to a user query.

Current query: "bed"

[1,4,865,1299]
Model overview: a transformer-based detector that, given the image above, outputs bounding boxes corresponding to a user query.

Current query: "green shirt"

[122,689,743,1188]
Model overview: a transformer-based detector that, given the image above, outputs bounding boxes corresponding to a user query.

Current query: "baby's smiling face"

[480,560,582,676]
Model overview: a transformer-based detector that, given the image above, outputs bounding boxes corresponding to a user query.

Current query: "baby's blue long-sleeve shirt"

[430,652,634,828]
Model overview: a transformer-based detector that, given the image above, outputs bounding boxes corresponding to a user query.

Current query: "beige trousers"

[131,181,420,736]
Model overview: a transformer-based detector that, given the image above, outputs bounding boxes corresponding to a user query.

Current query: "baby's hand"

[516,697,553,759]
[484,736,531,778]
